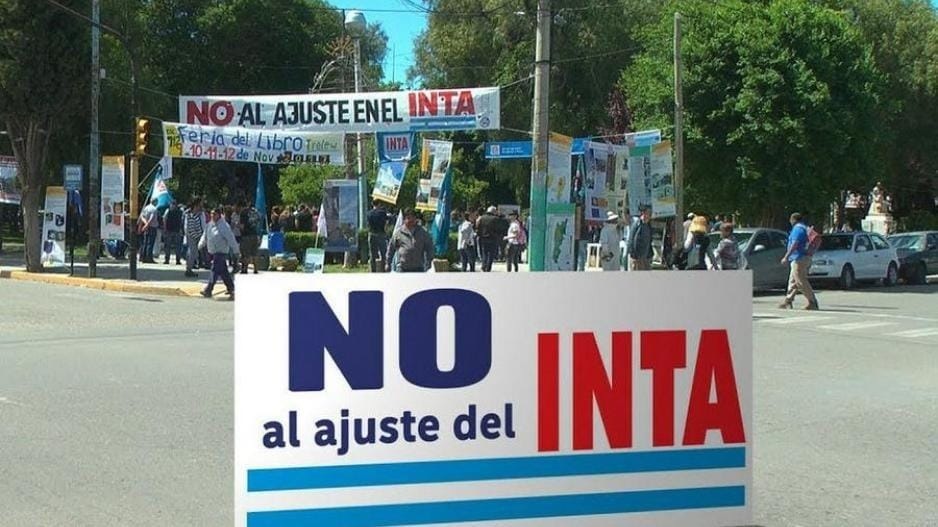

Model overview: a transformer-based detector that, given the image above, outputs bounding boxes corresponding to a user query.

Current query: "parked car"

[809,232,899,289]
[887,231,938,285]
[707,228,791,290]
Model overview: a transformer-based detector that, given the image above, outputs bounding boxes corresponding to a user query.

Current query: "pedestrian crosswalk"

[755,311,938,342]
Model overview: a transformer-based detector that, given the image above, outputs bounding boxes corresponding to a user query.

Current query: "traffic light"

[135,117,149,156]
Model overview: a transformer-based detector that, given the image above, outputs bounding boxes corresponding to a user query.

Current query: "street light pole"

[345,11,368,245]
[354,37,366,230]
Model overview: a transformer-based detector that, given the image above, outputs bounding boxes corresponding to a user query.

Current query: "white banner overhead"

[178,87,500,133]
[163,122,344,166]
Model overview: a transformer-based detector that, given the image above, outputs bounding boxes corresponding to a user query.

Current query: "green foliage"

[278,164,345,208]
[624,0,886,227]
[409,0,664,208]
[0,0,90,270]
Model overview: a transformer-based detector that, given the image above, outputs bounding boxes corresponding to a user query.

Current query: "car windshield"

[889,235,922,251]
[819,235,852,251]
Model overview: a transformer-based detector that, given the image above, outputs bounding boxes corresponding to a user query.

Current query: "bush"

[285,229,460,266]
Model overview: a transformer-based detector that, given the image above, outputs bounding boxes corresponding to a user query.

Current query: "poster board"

[235,273,753,527]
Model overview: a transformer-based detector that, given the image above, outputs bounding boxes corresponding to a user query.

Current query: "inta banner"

[163,122,344,166]
[100,156,125,241]
[372,161,407,205]
[179,87,500,133]
[0,156,20,205]
[234,272,752,527]
[41,187,67,267]
[321,180,359,252]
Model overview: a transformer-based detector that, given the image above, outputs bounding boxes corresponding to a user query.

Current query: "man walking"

[199,207,239,300]
[779,212,819,310]
[161,200,183,265]
[476,205,499,272]
[183,199,204,277]
[367,200,390,272]
[628,207,654,270]
[385,209,433,273]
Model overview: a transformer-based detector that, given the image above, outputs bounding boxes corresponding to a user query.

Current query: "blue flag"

[255,163,268,234]
[431,168,453,256]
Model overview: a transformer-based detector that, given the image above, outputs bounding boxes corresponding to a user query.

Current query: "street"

[1,278,936,526]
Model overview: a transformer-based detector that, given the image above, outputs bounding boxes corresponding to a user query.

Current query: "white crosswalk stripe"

[886,327,938,338]
[816,321,897,331]
[759,316,835,325]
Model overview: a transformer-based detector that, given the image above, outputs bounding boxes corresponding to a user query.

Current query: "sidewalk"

[0,244,205,297]
[0,244,531,298]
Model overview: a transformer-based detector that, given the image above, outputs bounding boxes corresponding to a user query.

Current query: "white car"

[809,232,900,289]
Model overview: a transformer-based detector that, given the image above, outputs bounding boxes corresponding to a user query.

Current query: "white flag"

[394,210,403,234]
[316,200,328,239]
[156,156,173,180]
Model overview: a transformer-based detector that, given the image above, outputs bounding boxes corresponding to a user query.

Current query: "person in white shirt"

[457,212,477,272]
[503,211,526,272]
[599,211,622,271]
[198,208,240,300]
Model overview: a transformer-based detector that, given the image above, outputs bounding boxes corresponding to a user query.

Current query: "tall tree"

[822,0,938,221]
[409,0,662,207]
[0,0,88,271]
[624,0,886,227]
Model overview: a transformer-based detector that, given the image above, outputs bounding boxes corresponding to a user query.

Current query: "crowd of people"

[363,201,529,273]
[99,198,266,300]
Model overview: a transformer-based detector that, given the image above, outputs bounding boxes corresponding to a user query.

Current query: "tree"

[623,0,886,227]
[821,0,938,221]
[278,164,345,207]
[0,0,88,271]
[408,0,663,207]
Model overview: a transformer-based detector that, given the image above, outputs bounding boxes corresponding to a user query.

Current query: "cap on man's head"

[686,212,695,219]
[486,205,497,214]
[606,210,619,222]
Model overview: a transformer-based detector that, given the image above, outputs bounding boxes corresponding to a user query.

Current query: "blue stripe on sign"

[248,447,745,492]
[246,485,746,527]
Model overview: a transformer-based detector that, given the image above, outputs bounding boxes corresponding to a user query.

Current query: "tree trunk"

[21,187,42,272]
[6,119,53,273]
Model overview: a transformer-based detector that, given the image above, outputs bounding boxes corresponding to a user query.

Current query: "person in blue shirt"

[779,212,819,310]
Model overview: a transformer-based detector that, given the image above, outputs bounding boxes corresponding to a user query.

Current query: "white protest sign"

[235,273,752,527]
[180,87,500,134]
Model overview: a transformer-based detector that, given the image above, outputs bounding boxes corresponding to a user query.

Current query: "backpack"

[805,226,822,256]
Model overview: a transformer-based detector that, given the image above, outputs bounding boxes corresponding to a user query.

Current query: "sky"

[327,0,428,86]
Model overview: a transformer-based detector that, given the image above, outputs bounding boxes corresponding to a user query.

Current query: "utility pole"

[673,12,685,245]
[88,0,100,277]
[528,0,550,272]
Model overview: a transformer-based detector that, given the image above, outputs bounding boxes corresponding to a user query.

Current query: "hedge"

[283,230,459,266]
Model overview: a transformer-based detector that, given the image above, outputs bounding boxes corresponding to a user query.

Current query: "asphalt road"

[0,278,936,526]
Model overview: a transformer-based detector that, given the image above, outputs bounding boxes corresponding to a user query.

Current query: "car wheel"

[914,262,928,285]
[884,262,898,287]
[839,264,855,290]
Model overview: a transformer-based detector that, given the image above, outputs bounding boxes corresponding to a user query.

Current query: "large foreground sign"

[235,273,752,527]
[180,87,500,133]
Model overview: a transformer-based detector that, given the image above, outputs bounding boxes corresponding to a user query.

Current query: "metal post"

[88,0,100,277]
[673,12,685,246]
[127,48,140,280]
[528,0,551,272]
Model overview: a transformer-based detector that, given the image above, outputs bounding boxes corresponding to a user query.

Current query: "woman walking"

[503,211,526,272]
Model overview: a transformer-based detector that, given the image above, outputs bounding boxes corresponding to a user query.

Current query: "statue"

[870,182,885,215]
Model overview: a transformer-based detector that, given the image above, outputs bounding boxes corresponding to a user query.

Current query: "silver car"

[708,228,791,290]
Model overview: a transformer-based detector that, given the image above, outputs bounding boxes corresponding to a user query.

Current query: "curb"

[0,269,203,298]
